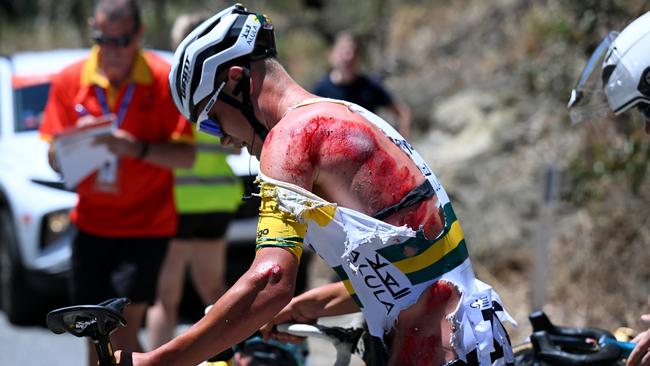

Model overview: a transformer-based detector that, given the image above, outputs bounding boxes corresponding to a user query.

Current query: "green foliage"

[516,0,649,101]
[568,116,650,203]
[565,0,648,37]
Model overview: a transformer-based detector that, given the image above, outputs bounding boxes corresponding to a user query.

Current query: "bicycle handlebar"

[528,311,635,366]
[277,323,365,366]
[279,313,637,366]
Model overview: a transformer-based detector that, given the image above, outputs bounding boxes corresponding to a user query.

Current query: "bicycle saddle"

[528,311,622,366]
[46,297,130,339]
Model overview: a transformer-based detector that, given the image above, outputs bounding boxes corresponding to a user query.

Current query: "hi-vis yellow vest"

[174,132,244,213]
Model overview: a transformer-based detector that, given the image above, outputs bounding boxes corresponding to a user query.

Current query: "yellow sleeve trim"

[255,182,306,261]
[302,204,336,227]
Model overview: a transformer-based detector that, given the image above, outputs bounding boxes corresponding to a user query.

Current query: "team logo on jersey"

[469,295,491,310]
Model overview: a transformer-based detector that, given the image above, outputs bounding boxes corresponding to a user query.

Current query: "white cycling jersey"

[256,98,515,365]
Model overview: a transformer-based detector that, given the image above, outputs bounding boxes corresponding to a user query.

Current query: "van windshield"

[14,83,51,132]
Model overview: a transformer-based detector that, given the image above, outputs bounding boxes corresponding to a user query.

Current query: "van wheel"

[0,208,33,325]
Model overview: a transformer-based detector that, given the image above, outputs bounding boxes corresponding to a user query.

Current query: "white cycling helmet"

[169,3,276,139]
[568,11,650,123]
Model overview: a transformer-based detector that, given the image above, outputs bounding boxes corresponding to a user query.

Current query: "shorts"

[70,230,169,305]
[175,212,234,240]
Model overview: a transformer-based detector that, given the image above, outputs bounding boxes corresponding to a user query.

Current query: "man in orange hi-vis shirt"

[39,1,194,365]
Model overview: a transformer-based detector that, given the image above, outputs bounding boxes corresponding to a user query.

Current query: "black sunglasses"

[92,32,135,48]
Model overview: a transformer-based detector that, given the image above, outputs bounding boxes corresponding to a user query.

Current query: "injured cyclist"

[116,4,515,366]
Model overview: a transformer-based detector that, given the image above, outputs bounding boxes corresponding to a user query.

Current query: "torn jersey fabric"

[255,98,516,365]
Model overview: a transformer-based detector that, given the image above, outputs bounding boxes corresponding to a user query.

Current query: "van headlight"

[40,209,72,249]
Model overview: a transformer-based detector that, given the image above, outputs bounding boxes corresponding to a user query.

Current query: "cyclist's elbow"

[263,283,294,313]
[246,262,296,312]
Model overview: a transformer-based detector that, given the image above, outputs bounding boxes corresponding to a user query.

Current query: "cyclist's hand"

[260,299,316,344]
[627,314,650,366]
[261,323,308,344]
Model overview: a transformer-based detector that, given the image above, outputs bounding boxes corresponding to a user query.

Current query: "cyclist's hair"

[94,0,142,31]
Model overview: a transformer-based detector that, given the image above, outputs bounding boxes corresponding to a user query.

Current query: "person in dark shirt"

[313,32,412,138]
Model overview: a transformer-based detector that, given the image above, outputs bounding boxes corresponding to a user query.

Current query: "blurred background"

[1,0,650,351]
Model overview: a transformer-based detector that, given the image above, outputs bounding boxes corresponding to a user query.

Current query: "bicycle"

[512,310,636,366]
[276,311,638,366]
[46,297,638,366]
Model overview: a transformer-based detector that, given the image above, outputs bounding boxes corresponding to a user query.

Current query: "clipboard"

[53,115,116,189]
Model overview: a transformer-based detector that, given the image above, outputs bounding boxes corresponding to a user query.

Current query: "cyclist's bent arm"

[261,281,360,340]
[132,247,298,366]
[294,281,360,317]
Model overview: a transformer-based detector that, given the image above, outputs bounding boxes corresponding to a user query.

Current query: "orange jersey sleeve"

[39,64,84,141]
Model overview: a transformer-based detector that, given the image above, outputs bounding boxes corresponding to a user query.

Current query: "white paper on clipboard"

[53,116,116,189]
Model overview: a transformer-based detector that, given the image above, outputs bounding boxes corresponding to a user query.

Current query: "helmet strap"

[217,66,268,141]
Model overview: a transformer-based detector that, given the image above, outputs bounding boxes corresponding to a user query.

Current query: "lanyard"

[94,83,136,127]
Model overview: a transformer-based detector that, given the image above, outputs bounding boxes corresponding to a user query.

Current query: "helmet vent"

[180,56,191,101]
[602,64,615,86]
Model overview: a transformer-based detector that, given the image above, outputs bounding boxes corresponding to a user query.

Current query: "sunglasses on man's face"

[92,32,135,48]
[196,81,227,138]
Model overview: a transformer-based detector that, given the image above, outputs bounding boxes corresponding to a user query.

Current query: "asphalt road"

[0,311,85,365]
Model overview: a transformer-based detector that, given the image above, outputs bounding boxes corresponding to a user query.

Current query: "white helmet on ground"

[169,3,276,128]
[568,11,650,123]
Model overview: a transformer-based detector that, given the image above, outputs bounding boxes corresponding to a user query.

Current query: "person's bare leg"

[188,238,227,305]
[112,302,148,354]
[146,241,190,348]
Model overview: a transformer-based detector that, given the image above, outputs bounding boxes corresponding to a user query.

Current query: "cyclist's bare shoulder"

[261,101,424,213]
[262,102,373,167]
